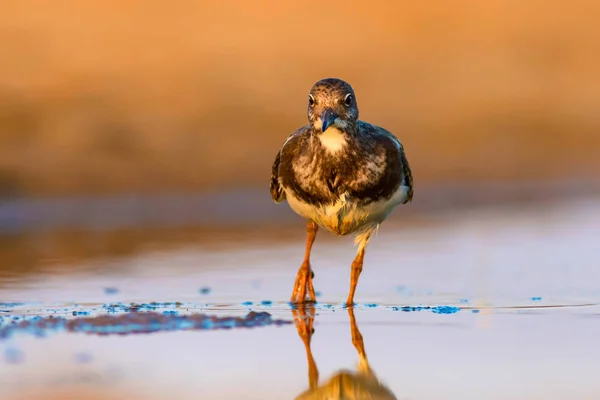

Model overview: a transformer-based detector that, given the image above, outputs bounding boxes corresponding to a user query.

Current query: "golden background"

[1,0,599,198]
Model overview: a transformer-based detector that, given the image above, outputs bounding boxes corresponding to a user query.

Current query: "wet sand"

[1,198,599,399]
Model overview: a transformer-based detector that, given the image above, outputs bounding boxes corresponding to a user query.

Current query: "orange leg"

[292,304,319,389]
[291,221,318,303]
[346,230,373,307]
[346,248,365,307]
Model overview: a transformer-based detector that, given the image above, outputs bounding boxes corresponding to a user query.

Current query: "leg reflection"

[292,304,319,390]
[348,306,373,377]
[293,306,397,400]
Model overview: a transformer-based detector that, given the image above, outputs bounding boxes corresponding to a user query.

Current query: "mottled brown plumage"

[270,78,413,305]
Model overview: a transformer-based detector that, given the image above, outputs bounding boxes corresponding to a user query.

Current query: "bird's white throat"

[317,126,348,153]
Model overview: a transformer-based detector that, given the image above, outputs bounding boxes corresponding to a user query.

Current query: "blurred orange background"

[1,0,599,198]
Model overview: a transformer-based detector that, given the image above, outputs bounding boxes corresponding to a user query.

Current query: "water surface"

[1,198,599,399]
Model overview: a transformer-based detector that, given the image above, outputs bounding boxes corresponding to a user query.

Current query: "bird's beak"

[320,108,338,132]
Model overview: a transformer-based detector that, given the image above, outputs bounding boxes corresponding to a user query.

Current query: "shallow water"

[1,198,599,399]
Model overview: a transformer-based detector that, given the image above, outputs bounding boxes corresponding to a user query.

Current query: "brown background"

[1,0,599,198]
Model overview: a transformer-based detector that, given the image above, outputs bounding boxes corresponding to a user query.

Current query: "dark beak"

[320,108,338,132]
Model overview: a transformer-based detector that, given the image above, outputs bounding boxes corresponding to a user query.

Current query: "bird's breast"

[317,127,348,153]
[285,191,395,236]
[281,135,407,233]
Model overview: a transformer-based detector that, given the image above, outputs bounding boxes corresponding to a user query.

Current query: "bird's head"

[307,78,359,134]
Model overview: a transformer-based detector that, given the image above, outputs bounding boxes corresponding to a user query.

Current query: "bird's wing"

[270,149,285,203]
[269,127,308,203]
[362,121,413,204]
[398,143,413,203]
[384,132,413,203]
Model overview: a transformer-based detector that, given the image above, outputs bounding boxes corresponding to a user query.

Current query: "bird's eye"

[344,94,353,106]
[308,94,315,106]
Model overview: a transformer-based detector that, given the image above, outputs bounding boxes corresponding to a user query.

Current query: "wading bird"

[270,78,413,306]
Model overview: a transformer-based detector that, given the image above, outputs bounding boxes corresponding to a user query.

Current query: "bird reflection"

[293,305,397,400]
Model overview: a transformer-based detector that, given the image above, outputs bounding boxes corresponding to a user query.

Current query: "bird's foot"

[290,264,316,304]
[290,288,317,304]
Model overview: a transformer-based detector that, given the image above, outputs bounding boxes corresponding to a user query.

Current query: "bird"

[293,305,397,400]
[270,78,413,306]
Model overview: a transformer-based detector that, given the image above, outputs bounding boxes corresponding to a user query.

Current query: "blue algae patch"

[472,309,481,314]
[260,300,273,306]
[198,287,211,295]
[0,311,291,340]
[74,352,93,364]
[391,305,460,314]
[531,297,542,301]
[104,287,119,295]
[162,310,179,316]
[242,301,253,306]
[459,299,469,303]
[4,347,24,364]
[364,303,378,308]
[319,304,334,309]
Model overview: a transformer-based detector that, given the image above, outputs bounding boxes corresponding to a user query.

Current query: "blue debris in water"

[432,306,460,314]
[72,311,90,316]
[74,352,94,364]
[104,287,119,295]
[0,303,26,308]
[4,347,24,364]
[391,306,427,312]
[531,297,542,301]
[364,303,378,308]
[314,291,322,298]
[260,300,273,306]
[459,299,469,303]
[0,311,290,340]
[102,302,184,313]
[472,309,481,314]
[242,301,253,306]
[199,287,211,295]
[391,305,460,314]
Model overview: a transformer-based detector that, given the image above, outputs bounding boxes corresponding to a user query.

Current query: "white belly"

[284,186,409,236]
